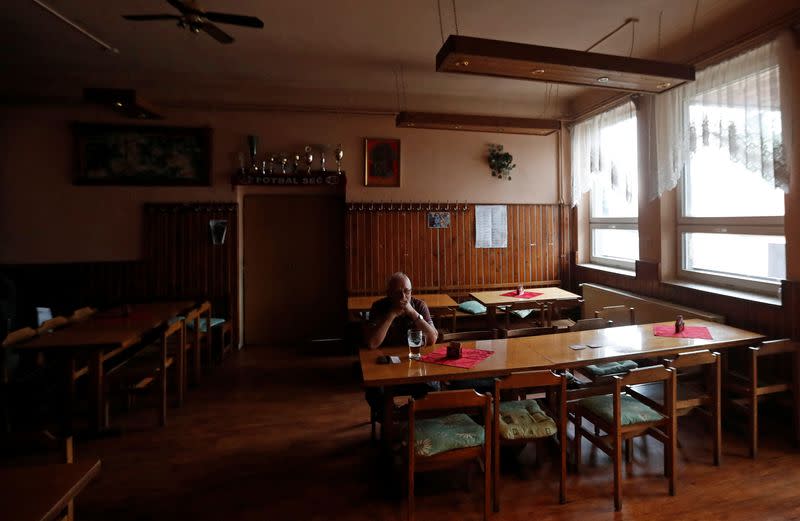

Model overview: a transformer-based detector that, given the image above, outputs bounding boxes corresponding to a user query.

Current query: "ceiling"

[1,0,796,118]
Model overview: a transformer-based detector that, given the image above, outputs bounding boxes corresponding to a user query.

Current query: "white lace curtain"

[653,36,792,200]
[570,101,637,206]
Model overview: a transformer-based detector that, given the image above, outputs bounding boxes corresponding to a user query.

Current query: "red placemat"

[420,346,494,369]
[653,325,713,339]
[499,290,543,299]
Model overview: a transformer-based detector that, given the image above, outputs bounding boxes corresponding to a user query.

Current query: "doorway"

[243,194,346,346]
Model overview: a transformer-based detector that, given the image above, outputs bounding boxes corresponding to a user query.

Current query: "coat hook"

[388,202,394,211]
[359,203,364,211]
[445,201,450,211]
[379,201,384,211]
[369,203,374,211]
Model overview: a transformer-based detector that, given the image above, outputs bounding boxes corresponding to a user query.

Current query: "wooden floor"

[71,346,800,521]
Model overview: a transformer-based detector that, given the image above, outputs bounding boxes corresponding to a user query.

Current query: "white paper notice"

[475,205,507,248]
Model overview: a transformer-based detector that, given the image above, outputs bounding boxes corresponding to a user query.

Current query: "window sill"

[576,263,636,278]
[662,279,782,306]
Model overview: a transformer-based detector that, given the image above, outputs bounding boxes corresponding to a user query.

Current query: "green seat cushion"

[413,413,485,456]
[584,359,638,377]
[511,308,534,319]
[498,399,557,440]
[186,317,226,333]
[458,300,487,315]
[578,394,665,426]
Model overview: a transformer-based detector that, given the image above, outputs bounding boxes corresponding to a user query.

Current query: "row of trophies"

[238,136,344,176]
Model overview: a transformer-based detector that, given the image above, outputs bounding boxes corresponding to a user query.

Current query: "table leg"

[382,390,394,451]
[59,354,75,438]
[88,351,105,433]
[487,306,497,329]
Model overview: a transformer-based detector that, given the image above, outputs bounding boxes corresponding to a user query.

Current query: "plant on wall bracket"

[488,144,516,181]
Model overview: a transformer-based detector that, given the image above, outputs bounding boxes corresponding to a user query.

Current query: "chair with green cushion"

[499,325,558,339]
[503,301,546,330]
[571,365,677,511]
[569,318,639,382]
[457,300,487,315]
[493,370,567,510]
[406,389,492,521]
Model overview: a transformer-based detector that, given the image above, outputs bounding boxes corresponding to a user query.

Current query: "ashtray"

[446,342,462,359]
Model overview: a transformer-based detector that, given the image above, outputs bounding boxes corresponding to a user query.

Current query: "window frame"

[677,178,785,296]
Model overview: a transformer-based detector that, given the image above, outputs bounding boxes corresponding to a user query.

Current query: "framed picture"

[364,137,400,187]
[73,123,212,186]
[427,212,451,229]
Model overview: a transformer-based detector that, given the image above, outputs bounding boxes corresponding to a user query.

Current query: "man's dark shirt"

[368,296,434,347]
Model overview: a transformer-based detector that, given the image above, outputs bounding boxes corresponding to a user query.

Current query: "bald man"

[364,272,438,349]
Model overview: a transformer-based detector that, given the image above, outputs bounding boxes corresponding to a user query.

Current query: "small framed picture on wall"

[364,138,400,187]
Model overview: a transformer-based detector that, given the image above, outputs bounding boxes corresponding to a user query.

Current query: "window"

[586,105,639,270]
[678,44,785,295]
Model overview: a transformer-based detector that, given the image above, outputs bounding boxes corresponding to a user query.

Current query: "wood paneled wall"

[346,203,571,295]
[1,203,239,344]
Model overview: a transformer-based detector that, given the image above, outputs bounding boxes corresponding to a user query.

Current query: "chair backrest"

[36,316,69,334]
[755,338,799,357]
[568,317,612,332]
[410,389,490,414]
[664,349,719,370]
[618,365,674,387]
[504,301,546,328]
[495,369,564,392]
[439,329,497,342]
[616,365,677,421]
[1,327,37,347]
[594,305,635,326]
[500,326,558,339]
[69,306,96,322]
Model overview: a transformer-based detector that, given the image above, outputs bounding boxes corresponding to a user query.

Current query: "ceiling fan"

[122,0,264,44]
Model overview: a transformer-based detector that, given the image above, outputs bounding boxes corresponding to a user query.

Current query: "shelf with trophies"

[232,136,346,187]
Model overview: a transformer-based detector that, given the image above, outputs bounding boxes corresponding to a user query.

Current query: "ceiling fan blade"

[203,12,264,28]
[122,14,182,21]
[201,22,234,44]
[167,0,200,15]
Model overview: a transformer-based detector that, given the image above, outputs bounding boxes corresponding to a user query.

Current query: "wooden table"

[469,287,581,328]
[362,319,765,445]
[11,301,195,433]
[0,459,101,521]
[348,294,458,312]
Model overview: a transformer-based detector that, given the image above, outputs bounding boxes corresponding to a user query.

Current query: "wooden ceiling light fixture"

[436,19,695,94]
[396,111,559,136]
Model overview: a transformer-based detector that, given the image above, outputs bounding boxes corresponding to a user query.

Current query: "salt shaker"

[675,315,685,333]
[516,285,524,296]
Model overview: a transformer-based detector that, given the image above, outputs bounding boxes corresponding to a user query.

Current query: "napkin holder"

[446,342,462,359]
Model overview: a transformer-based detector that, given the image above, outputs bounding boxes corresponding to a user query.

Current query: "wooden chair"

[1,327,37,432]
[499,325,558,339]
[68,307,96,323]
[568,317,612,332]
[503,301,546,330]
[185,301,213,382]
[571,365,677,511]
[406,389,492,521]
[594,305,635,326]
[36,316,69,335]
[439,329,498,342]
[661,350,721,465]
[105,318,184,427]
[724,338,799,458]
[492,370,567,510]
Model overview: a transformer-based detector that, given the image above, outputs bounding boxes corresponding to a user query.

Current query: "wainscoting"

[346,203,571,296]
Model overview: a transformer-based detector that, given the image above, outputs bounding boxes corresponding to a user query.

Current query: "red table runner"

[499,290,543,299]
[653,325,713,340]
[420,346,494,369]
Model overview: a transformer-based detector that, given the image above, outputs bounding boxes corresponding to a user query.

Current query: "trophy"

[267,153,276,174]
[334,144,344,174]
[292,152,301,173]
[304,146,314,175]
[319,147,327,172]
[280,154,288,174]
[237,152,246,177]
[247,135,260,174]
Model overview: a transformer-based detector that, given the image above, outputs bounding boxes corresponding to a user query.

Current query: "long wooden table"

[361,319,764,387]
[361,319,765,447]
[469,287,581,328]
[0,459,101,521]
[348,294,458,312]
[11,301,195,433]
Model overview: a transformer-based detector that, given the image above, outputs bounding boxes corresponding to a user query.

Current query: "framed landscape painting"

[364,137,400,187]
[73,123,212,186]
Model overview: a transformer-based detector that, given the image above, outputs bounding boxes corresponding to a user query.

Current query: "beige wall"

[0,105,558,263]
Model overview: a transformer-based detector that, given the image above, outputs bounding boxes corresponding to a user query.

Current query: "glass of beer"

[407,329,425,360]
